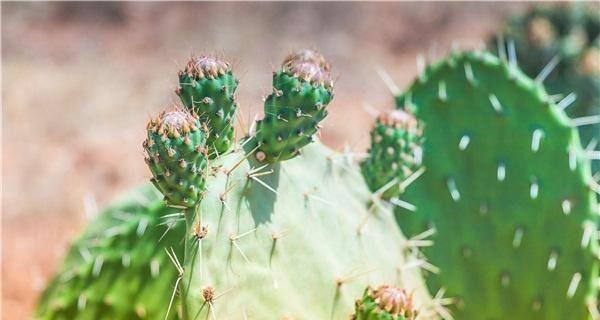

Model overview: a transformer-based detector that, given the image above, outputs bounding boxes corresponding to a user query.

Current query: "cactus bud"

[178,55,238,158]
[352,285,417,320]
[253,50,334,163]
[360,109,423,200]
[144,108,208,207]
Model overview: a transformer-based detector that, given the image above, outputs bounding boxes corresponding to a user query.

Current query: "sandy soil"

[2,2,527,319]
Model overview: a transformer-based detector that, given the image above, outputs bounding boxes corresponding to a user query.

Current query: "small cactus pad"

[352,285,417,320]
[182,143,430,318]
[253,50,334,162]
[177,55,238,156]
[144,109,208,207]
[35,186,183,320]
[394,51,599,319]
[360,109,423,200]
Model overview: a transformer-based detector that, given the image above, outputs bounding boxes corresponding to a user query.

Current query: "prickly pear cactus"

[360,110,424,201]
[392,51,599,319]
[177,55,238,157]
[35,186,181,320]
[492,3,600,168]
[166,51,431,319]
[352,285,417,320]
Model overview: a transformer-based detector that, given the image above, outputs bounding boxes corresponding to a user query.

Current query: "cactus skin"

[492,3,600,170]
[35,186,182,320]
[177,56,238,157]
[352,285,417,320]
[253,50,334,163]
[393,51,599,319]
[181,142,429,318]
[144,109,208,208]
[360,110,423,200]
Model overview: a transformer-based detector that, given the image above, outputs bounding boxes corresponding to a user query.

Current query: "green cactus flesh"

[253,59,334,163]
[352,285,417,320]
[394,51,599,319]
[180,142,430,319]
[144,109,208,208]
[177,56,238,157]
[492,3,600,170]
[360,110,424,201]
[35,186,182,320]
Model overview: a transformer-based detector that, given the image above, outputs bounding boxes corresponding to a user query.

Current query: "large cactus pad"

[35,186,182,320]
[182,142,430,319]
[395,51,599,319]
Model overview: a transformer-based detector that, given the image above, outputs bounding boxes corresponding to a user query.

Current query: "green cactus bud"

[361,110,423,200]
[253,51,334,162]
[352,285,417,320]
[144,109,208,207]
[177,55,238,157]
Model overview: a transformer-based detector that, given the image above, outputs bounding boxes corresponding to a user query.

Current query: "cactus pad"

[177,55,238,156]
[394,51,599,319]
[35,186,182,320]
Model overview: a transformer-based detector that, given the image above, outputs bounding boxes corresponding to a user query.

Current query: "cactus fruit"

[352,285,417,320]
[252,49,334,163]
[177,55,238,157]
[492,3,600,170]
[35,186,182,319]
[144,108,209,208]
[391,51,599,319]
[360,110,424,201]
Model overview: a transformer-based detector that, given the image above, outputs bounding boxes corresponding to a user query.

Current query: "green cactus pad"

[352,285,417,320]
[181,142,430,318]
[177,56,238,157]
[361,110,424,200]
[394,51,599,319]
[144,109,208,208]
[35,186,182,320]
[253,52,334,163]
[492,3,600,171]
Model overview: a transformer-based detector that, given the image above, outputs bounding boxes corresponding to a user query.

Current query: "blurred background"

[3,1,580,318]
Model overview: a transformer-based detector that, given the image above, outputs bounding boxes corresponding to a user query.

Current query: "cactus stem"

[535,55,560,83]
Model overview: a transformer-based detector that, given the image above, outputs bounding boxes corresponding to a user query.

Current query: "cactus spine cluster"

[352,285,417,320]
[386,51,599,319]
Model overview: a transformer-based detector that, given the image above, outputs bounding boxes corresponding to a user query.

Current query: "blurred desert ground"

[2,2,532,319]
